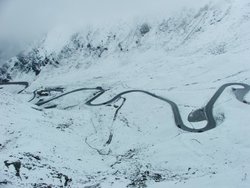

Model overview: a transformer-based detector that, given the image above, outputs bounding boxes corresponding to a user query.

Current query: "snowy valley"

[1,0,250,187]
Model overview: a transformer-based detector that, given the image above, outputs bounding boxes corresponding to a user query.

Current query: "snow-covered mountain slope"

[1,0,250,187]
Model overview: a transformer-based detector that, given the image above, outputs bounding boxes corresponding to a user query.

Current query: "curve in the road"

[0,81,29,93]
[34,83,250,133]
[1,81,249,133]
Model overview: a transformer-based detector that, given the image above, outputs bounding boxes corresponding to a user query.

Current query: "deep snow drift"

[1,0,250,187]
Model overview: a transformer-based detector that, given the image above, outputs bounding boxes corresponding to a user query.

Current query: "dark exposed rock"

[127,171,164,188]
[0,180,9,185]
[23,152,41,161]
[139,23,151,36]
[32,183,52,188]
[4,160,22,177]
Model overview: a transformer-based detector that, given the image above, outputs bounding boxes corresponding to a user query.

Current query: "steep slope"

[1,0,250,187]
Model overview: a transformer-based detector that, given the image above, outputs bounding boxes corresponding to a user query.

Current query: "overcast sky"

[0,0,214,40]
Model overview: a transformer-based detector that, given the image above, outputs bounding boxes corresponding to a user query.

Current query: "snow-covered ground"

[1,0,250,187]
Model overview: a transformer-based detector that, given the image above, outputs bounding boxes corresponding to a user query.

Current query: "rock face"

[0,1,244,82]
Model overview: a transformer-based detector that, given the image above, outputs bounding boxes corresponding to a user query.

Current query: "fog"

[0,0,213,40]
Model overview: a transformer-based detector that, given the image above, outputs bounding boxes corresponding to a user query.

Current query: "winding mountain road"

[1,81,250,133]
[0,81,29,93]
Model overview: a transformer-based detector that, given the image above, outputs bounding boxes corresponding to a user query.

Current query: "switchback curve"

[34,83,250,133]
[0,81,29,93]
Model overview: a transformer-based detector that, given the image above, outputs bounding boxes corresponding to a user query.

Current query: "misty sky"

[0,0,213,40]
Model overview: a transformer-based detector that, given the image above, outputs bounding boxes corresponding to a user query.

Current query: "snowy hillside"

[1,0,250,187]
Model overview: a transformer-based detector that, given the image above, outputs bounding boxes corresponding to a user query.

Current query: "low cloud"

[0,0,212,40]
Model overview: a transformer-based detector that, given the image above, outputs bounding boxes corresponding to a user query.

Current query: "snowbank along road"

[1,81,250,133]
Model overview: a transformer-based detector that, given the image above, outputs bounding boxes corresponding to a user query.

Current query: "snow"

[44,25,76,54]
[1,0,250,187]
